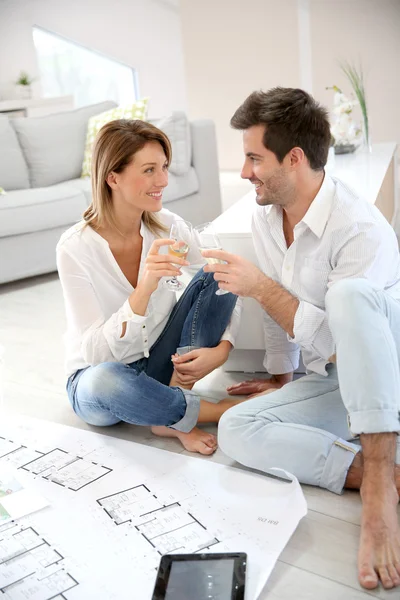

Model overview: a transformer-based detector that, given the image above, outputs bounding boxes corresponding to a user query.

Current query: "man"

[201,88,400,590]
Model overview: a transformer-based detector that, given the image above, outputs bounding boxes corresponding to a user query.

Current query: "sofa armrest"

[190,119,222,221]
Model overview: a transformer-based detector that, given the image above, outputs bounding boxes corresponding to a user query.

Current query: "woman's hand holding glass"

[163,220,193,292]
[139,238,189,296]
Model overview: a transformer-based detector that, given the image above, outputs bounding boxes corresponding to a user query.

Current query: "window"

[32,26,139,108]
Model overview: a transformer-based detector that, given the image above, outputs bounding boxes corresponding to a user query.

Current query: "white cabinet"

[0,96,74,118]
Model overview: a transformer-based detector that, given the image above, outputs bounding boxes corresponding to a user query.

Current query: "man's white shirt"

[252,174,400,376]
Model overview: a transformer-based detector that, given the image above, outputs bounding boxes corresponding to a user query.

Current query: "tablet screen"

[165,558,235,600]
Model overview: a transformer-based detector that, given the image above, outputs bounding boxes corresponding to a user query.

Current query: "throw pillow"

[0,188,6,195]
[11,101,116,188]
[81,98,149,178]
[149,112,191,176]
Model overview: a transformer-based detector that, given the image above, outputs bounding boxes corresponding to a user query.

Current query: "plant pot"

[334,143,357,155]
[15,85,32,100]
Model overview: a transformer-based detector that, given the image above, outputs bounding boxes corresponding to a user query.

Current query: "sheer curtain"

[32,26,138,108]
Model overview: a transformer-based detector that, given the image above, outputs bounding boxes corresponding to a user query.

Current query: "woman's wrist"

[128,283,152,316]
[216,340,232,363]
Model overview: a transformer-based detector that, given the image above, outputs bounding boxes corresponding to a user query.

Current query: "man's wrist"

[252,274,270,302]
[272,372,293,385]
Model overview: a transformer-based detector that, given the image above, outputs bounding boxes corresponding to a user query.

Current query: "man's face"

[241,124,293,207]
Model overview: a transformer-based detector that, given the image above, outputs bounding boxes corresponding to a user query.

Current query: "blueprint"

[0,415,307,599]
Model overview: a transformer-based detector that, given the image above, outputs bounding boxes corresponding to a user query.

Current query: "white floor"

[0,172,398,599]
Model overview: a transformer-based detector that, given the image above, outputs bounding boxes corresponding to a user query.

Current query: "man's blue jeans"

[67,269,237,433]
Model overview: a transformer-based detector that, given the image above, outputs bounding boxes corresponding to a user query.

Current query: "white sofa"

[0,102,222,284]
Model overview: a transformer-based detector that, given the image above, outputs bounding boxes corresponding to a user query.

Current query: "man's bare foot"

[345,452,400,493]
[358,474,400,590]
[151,426,217,455]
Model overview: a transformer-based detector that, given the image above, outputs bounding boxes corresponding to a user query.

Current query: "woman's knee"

[72,363,125,427]
[75,407,120,427]
[78,362,128,401]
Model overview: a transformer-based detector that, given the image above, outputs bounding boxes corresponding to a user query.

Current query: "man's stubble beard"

[256,175,295,208]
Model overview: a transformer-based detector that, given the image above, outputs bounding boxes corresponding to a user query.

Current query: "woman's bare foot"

[151,426,218,455]
[358,475,400,589]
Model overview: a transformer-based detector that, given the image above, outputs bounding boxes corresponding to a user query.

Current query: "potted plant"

[340,62,370,151]
[326,85,362,154]
[15,71,35,100]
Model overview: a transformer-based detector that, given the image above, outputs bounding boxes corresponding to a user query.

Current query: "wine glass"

[193,222,230,296]
[163,220,192,292]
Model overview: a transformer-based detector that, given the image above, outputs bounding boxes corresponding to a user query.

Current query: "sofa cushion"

[149,112,191,176]
[0,183,88,238]
[81,99,149,178]
[0,116,30,190]
[162,167,199,203]
[66,178,92,204]
[10,101,116,189]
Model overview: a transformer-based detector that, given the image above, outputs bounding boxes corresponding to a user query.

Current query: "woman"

[57,119,242,455]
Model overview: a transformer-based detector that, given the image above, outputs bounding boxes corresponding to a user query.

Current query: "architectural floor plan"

[0,416,307,599]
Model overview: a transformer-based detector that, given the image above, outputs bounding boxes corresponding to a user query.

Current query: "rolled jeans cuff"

[320,439,360,494]
[348,409,400,436]
[176,345,200,355]
[170,387,200,433]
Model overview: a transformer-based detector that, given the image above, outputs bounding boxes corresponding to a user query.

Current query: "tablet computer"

[151,552,247,600]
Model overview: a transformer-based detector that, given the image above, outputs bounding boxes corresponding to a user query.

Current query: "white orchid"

[327,85,362,148]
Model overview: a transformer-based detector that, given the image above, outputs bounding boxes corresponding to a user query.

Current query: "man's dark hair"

[230,88,331,171]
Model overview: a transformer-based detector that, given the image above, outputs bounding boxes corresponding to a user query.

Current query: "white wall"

[181,0,400,170]
[0,0,187,117]
[180,0,301,170]
[310,0,400,148]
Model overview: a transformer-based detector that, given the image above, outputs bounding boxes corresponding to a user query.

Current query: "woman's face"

[108,141,169,213]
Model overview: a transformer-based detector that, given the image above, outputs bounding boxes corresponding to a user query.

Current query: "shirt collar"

[262,173,336,238]
[300,173,335,238]
[265,204,281,227]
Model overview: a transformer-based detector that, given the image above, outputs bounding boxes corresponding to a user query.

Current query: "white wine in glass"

[163,220,192,292]
[193,222,230,296]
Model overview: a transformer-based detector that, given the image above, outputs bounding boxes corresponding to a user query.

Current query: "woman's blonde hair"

[83,119,171,236]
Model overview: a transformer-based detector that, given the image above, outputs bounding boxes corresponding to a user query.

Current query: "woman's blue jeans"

[66,269,237,433]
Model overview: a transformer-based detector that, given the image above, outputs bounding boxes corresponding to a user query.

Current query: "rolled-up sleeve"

[291,301,334,360]
[263,311,300,374]
[220,297,243,347]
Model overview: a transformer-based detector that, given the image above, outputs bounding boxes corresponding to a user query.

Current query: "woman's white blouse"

[56,209,242,377]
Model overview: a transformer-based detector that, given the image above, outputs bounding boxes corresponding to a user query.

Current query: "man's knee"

[218,407,244,454]
[218,403,276,458]
[326,278,376,324]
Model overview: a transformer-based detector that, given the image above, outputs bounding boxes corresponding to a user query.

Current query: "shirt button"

[142,325,146,329]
